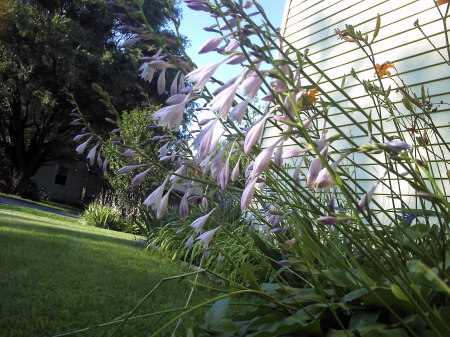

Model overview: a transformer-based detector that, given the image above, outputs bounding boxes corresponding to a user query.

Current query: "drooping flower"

[306,145,328,187]
[209,80,241,118]
[186,56,231,91]
[131,168,151,187]
[121,150,139,158]
[229,99,249,124]
[152,100,187,128]
[240,72,265,99]
[157,68,166,95]
[198,32,233,54]
[316,216,351,225]
[231,156,241,181]
[252,139,283,177]
[374,62,394,78]
[197,226,221,248]
[143,176,169,209]
[76,136,93,154]
[157,187,173,219]
[241,176,259,211]
[358,171,387,210]
[86,144,99,166]
[185,235,194,250]
[381,139,411,152]
[244,110,273,154]
[190,208,216,233]
[170,71,180,96]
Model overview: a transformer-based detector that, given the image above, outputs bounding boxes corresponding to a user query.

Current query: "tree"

[0,0,180,195]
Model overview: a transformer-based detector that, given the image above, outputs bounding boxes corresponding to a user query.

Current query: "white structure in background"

[260,0,449,213]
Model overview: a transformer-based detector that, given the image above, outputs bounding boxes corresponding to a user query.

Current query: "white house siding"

[261,0,449,215]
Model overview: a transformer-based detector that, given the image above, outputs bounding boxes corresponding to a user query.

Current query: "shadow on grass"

[1,215,140,248]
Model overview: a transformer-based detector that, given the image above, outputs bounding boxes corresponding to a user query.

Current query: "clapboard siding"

[261,0,449,212]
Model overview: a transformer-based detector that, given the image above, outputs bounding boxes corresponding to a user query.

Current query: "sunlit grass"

[0,204,211,336]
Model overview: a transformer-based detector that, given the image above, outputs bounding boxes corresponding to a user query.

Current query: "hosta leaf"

[204,297,230,328]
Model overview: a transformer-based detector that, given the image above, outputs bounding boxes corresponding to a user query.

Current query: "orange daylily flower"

[305,89,319,104]
[374,62,394,78]
[435,0,448,5]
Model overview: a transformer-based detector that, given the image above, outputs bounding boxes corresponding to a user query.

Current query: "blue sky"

[178,1,286,83]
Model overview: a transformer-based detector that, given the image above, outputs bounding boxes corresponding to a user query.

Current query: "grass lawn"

[0,204,212,337]
[0,192,82,214]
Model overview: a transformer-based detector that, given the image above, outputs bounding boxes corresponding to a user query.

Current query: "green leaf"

[204,297,230,329]
[240,262,260,290]
[390,284,411,303]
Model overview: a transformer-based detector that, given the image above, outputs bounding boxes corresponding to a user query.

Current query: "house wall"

[33,163,103,205]
[261,0,449,213]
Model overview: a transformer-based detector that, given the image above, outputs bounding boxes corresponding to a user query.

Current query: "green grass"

[0,204,213,337]
[0,192,82,214]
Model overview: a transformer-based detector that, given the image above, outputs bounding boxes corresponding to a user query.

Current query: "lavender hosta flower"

[143,176,169,209]
[152,100,187,129]
[175,228,185,235]
[96,152,103,168]
[157,68,166,95]
[201,197,208,211]
[284,238,296,246]
[75,136,93,154]
[274,141,284,166]
[170,72,180,96]
[179,194,189,220]
[244,110,273,154]
[358,171,387,210]
[278,260,294,267]
[149,60,175,70]
[231,156,241,181]
[185,235,194,250]
[252,139,282,177]
[139,63,156,82]
[227,54,246,65]
[209,81,241,118]
[73,133,90,142]
[210,147,225,179]
[186,56,231,91]
[159,143,168,158]
[314,166,336,191]
[190,208,216,233]
[218,151,231,190]
[316,216,351,225]
[197,226,221,249]
[120,37,140,48]
[170,165,185,183]
[195,118,219,161]
[382,139,412,152]
[282,147,312,159]
[198,32,232,54]
[116,164,145,174]
[121,150,139,158]
[157,187,173,219]
[87,144,99,166]
[240,72,265,99]
[166,94,187,105]
[306,145,328,187]
[131,168,151,187]
[224,38,239,52]
[241,176,259,211]
[292,156,305,183]
[229,99,249,124]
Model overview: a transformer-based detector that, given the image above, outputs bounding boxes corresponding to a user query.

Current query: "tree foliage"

[0,0,180,195]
